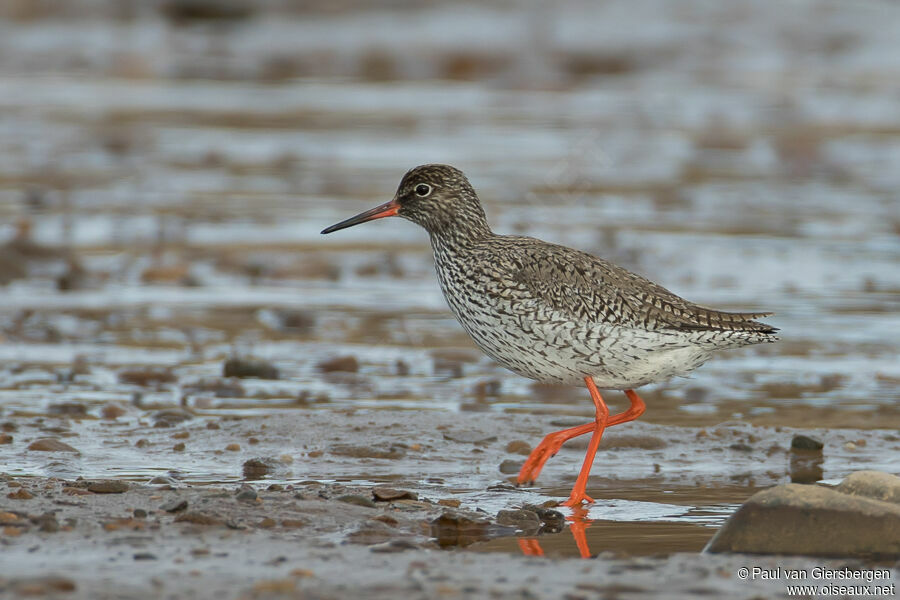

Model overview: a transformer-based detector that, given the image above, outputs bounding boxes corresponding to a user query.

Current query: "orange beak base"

[321,200,400,234]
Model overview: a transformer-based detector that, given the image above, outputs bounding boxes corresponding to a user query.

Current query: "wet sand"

[2,410,898,598]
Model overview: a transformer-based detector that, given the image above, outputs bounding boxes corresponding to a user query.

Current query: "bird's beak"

[321,199,400,234]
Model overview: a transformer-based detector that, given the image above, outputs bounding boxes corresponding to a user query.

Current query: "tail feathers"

[679,308,778,335]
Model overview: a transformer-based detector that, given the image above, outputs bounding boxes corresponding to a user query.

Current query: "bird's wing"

[497,238,776,334]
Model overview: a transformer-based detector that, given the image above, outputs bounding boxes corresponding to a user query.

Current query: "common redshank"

[322,164,777,507]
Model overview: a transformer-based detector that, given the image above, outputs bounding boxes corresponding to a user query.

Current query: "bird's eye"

[414,183,432,197]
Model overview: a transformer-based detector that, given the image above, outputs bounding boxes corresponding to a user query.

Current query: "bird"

[321,164,778,507]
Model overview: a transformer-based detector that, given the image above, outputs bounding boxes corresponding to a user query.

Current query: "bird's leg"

[517,388,646,485]
[559,377,609,507]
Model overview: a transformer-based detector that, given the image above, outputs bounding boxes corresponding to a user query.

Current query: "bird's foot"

[559,492,595,507]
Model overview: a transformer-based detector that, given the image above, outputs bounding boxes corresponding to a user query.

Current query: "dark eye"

[414,183,432,197]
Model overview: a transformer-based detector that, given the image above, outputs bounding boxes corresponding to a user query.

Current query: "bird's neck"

[427,216,493,259]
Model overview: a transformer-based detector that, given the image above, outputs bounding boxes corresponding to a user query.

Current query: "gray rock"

[706,472,900,557]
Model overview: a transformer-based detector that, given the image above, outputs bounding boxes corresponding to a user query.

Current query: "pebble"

[791,434,824,451]
[369,539,419,553]
[27,438,80,453]
[7,489,33,500]
[225,443,241,451]
[101,403,127,419]
[47,402,88,417]
[87,480,129,494]
[153,410,193,427]
[242,457,280,479]
[0,433,12,444]
[173,442,186,452]
[160,498,188,513]
[505,440,532,455]
[149,476,179,486]
[133,552,157,560]
[372,487,418,502]
[134,509,148,518]
[316,355,359,373]
[438,498,461,508]
[336,495,377,508]
[223,357,280,380]
[235,484,258,501]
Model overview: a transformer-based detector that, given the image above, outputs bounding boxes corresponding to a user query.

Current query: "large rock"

[706,471,900,557]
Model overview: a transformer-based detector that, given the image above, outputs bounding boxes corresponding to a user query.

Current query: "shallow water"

[0,0,898,559]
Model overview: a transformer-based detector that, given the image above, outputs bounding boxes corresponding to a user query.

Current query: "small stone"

[7,489,33,500]
[33,513,59,532]
[173,442,186,452]
[438,498,461,508]
[153,410,192,427]
[149,475,178,486]
[223,358,279,380]
[791,434,824,451]
[729,443,753,453]
[101,403,127,419]
[135,439,150,448]
[844,441,857,451]
[172,431,190,440]
[242,457,280,479]
[235,484,257,501]
[225,443,240,452]
[134,552,157,560]
[429,512,491,548]
[496,509,541,530]
[27,438,80,453]
[134,509,148,518]
[87,480,129,494]
[372,487,418,502]
[316,356,359,373]
[369,539,419,553]
[505,440,532,455]
[160,498,188,513]
[281,519,306,528]
[336,495,376,508]
[499,459,521,474]
[257,517,276,529]
[47,402,88,417]
[0,433,12,444]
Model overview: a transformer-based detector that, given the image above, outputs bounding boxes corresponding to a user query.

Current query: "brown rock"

[27,438,80,453]
[101,403,127,419]
[836,470,900,505]
[87,480,129,494]
[505,440,532,455]
[7,488,33,500]
[119,369,177,387]
[372,487,417,502]
[706,476,900,557]
[223,358,279,380]
[0,433,12,444]
[316,355,359,373]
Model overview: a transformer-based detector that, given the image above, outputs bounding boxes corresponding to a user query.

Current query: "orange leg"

[516,538,544,556]
[558,377,609,506]
[517,388,646,485]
